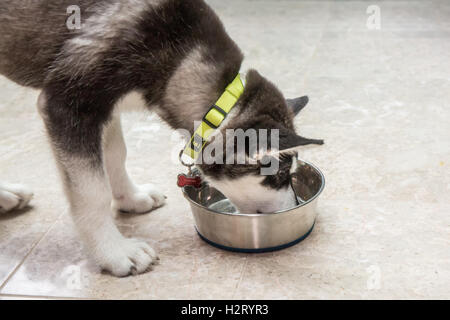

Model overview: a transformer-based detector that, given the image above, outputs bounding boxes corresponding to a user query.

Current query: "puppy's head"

[198,70,323,213]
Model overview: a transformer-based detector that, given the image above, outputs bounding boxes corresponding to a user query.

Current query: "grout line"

[231,257,249,299]
[0,211,66,292]
[299,1,332,90]
[0,293,88,300]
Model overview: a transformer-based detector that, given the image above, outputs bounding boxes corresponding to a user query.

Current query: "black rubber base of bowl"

[196,222,315,253]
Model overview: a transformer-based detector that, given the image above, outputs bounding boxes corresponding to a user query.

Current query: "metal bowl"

[182,159,325,252]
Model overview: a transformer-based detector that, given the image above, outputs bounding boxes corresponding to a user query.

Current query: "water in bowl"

[208,197,305,214]
[208,198,237,214]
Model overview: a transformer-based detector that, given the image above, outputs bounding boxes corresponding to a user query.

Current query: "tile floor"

[0,0,449,299]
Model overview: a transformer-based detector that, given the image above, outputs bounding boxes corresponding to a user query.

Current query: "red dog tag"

[177,174,202,188]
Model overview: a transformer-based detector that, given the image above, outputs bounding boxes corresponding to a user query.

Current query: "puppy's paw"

[97,238,159,277]
[112,184,166,214]
[0,183,33,213]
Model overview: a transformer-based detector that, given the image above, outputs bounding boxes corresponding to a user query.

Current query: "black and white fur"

[0,0,322,276]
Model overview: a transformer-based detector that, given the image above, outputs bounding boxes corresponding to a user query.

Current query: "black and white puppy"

[0,0,322,276]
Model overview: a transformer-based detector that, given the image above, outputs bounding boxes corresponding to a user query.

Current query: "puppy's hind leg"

[40,92,158,277]
[104,115,166,214]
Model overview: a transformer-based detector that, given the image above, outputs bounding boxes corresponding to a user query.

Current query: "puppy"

[0,0,322,276]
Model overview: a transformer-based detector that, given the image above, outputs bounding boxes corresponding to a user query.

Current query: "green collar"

[183,74,245,160]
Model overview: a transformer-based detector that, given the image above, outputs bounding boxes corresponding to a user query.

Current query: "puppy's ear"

[254,128,323,161]
[286,96,309,116]
[279,127,323,150]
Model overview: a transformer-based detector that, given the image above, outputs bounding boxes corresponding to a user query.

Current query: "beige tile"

[233,201,450,299]
[299,76,450,128]
[0,294,74,300]
[207,0,330,91]
[324,1,446,32]
[307,31,450,80]
[0,181,247,299]
[291,124,450,207]
[0,80,65,287]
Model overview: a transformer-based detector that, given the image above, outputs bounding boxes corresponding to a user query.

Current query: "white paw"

[112,184,166,214]
[0,183,33,213]
[96,237,159,277]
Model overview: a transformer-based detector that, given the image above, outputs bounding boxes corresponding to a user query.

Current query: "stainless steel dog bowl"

[182,160,325,252]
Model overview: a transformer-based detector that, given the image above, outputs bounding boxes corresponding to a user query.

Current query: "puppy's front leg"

[39,92,157,277]
[103,115,165,213]
[0,182,33,213]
